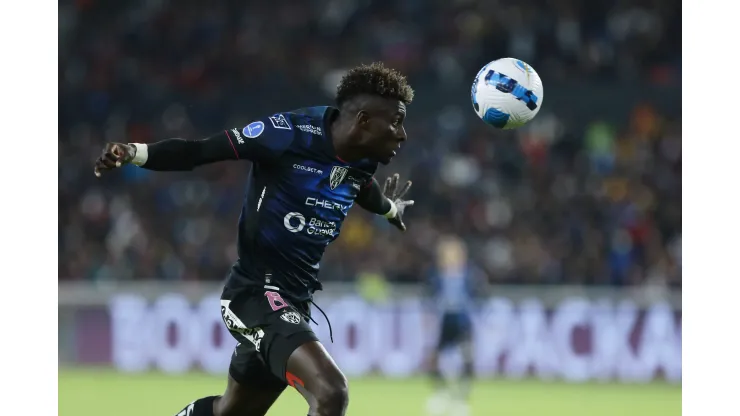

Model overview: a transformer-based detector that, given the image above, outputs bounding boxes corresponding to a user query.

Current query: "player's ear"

[356,110,371,128]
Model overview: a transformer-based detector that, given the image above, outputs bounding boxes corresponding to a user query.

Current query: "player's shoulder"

[272,106,338,152]
[237,106,335,152]
[281,106,336,138]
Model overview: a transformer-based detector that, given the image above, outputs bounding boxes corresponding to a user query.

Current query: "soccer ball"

[470,57,544,129]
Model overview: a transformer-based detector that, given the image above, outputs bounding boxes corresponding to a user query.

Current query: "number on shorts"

[265,291,288,311]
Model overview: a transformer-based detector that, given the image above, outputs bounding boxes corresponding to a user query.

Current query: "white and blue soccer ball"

[470,57,544,129]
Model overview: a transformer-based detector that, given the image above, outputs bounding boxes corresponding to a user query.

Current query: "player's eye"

[392,119,401,127]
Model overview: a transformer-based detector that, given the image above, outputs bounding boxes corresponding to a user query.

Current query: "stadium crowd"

[59,0,681,287]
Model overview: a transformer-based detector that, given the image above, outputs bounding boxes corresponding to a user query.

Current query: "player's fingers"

[383,176,392,196]
[94,159,112,176]
[396,219,407,231]
[396,180,412,199]
[101,153,119,168]
[386,174,397,198]
[391,173,400,195]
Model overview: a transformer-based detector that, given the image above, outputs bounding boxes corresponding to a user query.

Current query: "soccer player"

[93,63,415,416]
[425,236,483,416]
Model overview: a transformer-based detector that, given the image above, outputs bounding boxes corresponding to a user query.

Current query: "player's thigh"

[437,313,472,350]
[221,288,323,391]
[285,340,348,410]
[218,341,287,416]
[436,313,458,349]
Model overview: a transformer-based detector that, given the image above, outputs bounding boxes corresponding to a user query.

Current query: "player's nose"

[396,127,407,142]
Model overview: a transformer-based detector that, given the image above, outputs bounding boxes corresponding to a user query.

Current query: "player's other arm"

[94,117,293,175]
[356,174,414,231]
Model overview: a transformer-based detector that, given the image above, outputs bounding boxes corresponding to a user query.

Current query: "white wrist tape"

[384,199,398,218]
[130,143,149,166]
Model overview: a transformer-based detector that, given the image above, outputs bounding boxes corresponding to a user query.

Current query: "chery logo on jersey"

[242,121,265,139]
[305,197,349,212]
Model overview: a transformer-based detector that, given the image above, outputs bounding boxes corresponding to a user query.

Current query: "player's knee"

[314,372,349,414]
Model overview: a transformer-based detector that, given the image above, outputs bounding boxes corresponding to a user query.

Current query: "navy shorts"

[437,312,472,350]
[220,287,318,390]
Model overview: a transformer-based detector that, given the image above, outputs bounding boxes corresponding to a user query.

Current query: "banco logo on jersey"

[330,166,348,190]
[283,212,306,233]
[243,121,265,138]
[283,212,336,236]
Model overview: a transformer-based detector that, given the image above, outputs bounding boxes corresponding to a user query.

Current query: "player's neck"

[330,121,364,162]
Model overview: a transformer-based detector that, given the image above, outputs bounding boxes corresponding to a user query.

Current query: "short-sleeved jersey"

[222,106,377,301]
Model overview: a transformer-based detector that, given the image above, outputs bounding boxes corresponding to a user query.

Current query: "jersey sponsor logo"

[330,166,348,190]
[220,300,265,350]
[307,217,336,236]
[280,311,302,324]
[269,114,292,130]
[293,164,323,175]
[296,124,322,136]
[305,197,349,212]
[230,128,245,144]
[243,121,265,138]
[283,212,337,237]
[283,212,306,233]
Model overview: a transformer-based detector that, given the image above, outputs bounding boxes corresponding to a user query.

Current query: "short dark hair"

[335,62,414,107]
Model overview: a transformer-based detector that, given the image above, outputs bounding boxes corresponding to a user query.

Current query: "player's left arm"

[356,173,414,231]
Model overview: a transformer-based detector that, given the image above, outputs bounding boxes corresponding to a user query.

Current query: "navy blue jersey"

[428,266,477,316]
[222,106,377,301]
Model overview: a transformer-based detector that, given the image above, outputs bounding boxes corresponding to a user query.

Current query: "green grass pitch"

[59,367,680,415]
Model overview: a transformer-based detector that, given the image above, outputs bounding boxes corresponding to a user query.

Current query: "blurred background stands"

[58,0,681,288]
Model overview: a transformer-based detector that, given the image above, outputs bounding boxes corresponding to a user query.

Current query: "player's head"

[335,62,414,164]
[436,235,468,271]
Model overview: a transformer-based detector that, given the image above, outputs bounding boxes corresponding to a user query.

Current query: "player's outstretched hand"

[383,173,414,231]
[94,143,136,177]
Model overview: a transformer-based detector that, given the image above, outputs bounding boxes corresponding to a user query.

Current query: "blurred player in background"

[425,236,485,416]
[94,63,415,416]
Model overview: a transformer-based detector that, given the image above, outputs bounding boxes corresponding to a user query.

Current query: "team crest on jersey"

[329,166,348,190]
[280,311,301,324]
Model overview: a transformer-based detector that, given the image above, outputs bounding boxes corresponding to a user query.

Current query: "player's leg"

[449,322,474,416]
[284,341,349,416]
[458,324,475,399]
[221,288,348,416]
[171,376,283,416]
[171,342,286,416]
[425,313,454,416]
